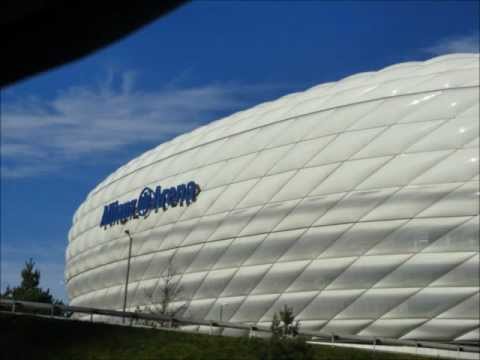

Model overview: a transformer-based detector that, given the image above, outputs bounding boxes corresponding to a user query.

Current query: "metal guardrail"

[1,299,478,354]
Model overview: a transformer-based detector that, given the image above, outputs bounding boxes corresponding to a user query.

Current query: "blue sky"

[1,1,479,301]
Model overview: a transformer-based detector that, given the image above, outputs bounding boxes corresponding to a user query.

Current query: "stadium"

[66,53,479,342]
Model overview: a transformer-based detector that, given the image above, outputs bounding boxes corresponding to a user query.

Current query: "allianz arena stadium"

[66,53,479,342]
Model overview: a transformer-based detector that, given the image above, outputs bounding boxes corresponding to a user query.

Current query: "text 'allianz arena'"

[66,54,479,342]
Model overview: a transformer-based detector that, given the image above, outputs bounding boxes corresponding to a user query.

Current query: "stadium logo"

[100,181,201,228]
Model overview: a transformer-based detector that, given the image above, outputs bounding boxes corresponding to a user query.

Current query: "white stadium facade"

[66,53,479,342]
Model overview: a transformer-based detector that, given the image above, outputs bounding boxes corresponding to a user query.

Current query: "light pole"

[123,230,133,324]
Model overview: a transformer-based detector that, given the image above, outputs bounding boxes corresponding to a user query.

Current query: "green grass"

[0,312,429,360]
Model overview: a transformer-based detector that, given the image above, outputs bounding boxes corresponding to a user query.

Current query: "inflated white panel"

[287,257,356,293]
[297,290,364,320]
[66,54,479,341]
[359,319,427,339]
[260,291,318,322]
[336,288,419,319]
[401,319,479,341]
[374,252,476,288]
[384,287,478,319]
[326,254,410,290]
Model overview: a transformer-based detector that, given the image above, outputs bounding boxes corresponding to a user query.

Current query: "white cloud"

[425,33,479,55]
[1,71,282,178]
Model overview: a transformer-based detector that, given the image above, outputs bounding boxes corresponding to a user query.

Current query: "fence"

[1,298,478,355]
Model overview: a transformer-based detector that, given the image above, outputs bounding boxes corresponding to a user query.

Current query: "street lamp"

[123,229,133,324]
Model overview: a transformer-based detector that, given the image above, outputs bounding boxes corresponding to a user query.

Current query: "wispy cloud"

[1,71,283,178]
[425,33,479,55]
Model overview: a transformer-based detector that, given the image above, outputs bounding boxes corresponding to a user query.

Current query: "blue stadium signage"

[100,181,201,228]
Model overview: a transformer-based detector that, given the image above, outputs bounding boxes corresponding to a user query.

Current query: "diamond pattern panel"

[66,54,479,341]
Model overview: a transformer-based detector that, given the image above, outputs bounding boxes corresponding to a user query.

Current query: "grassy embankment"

[0,312,430,360]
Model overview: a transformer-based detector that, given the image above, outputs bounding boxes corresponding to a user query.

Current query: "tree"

[157,256,184,318]
[2,258,54,303]
[271,312,282,337]
[137,256,185,328]
[271,305,300,338]
[265,305,313,360]
[1,258,63,314]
